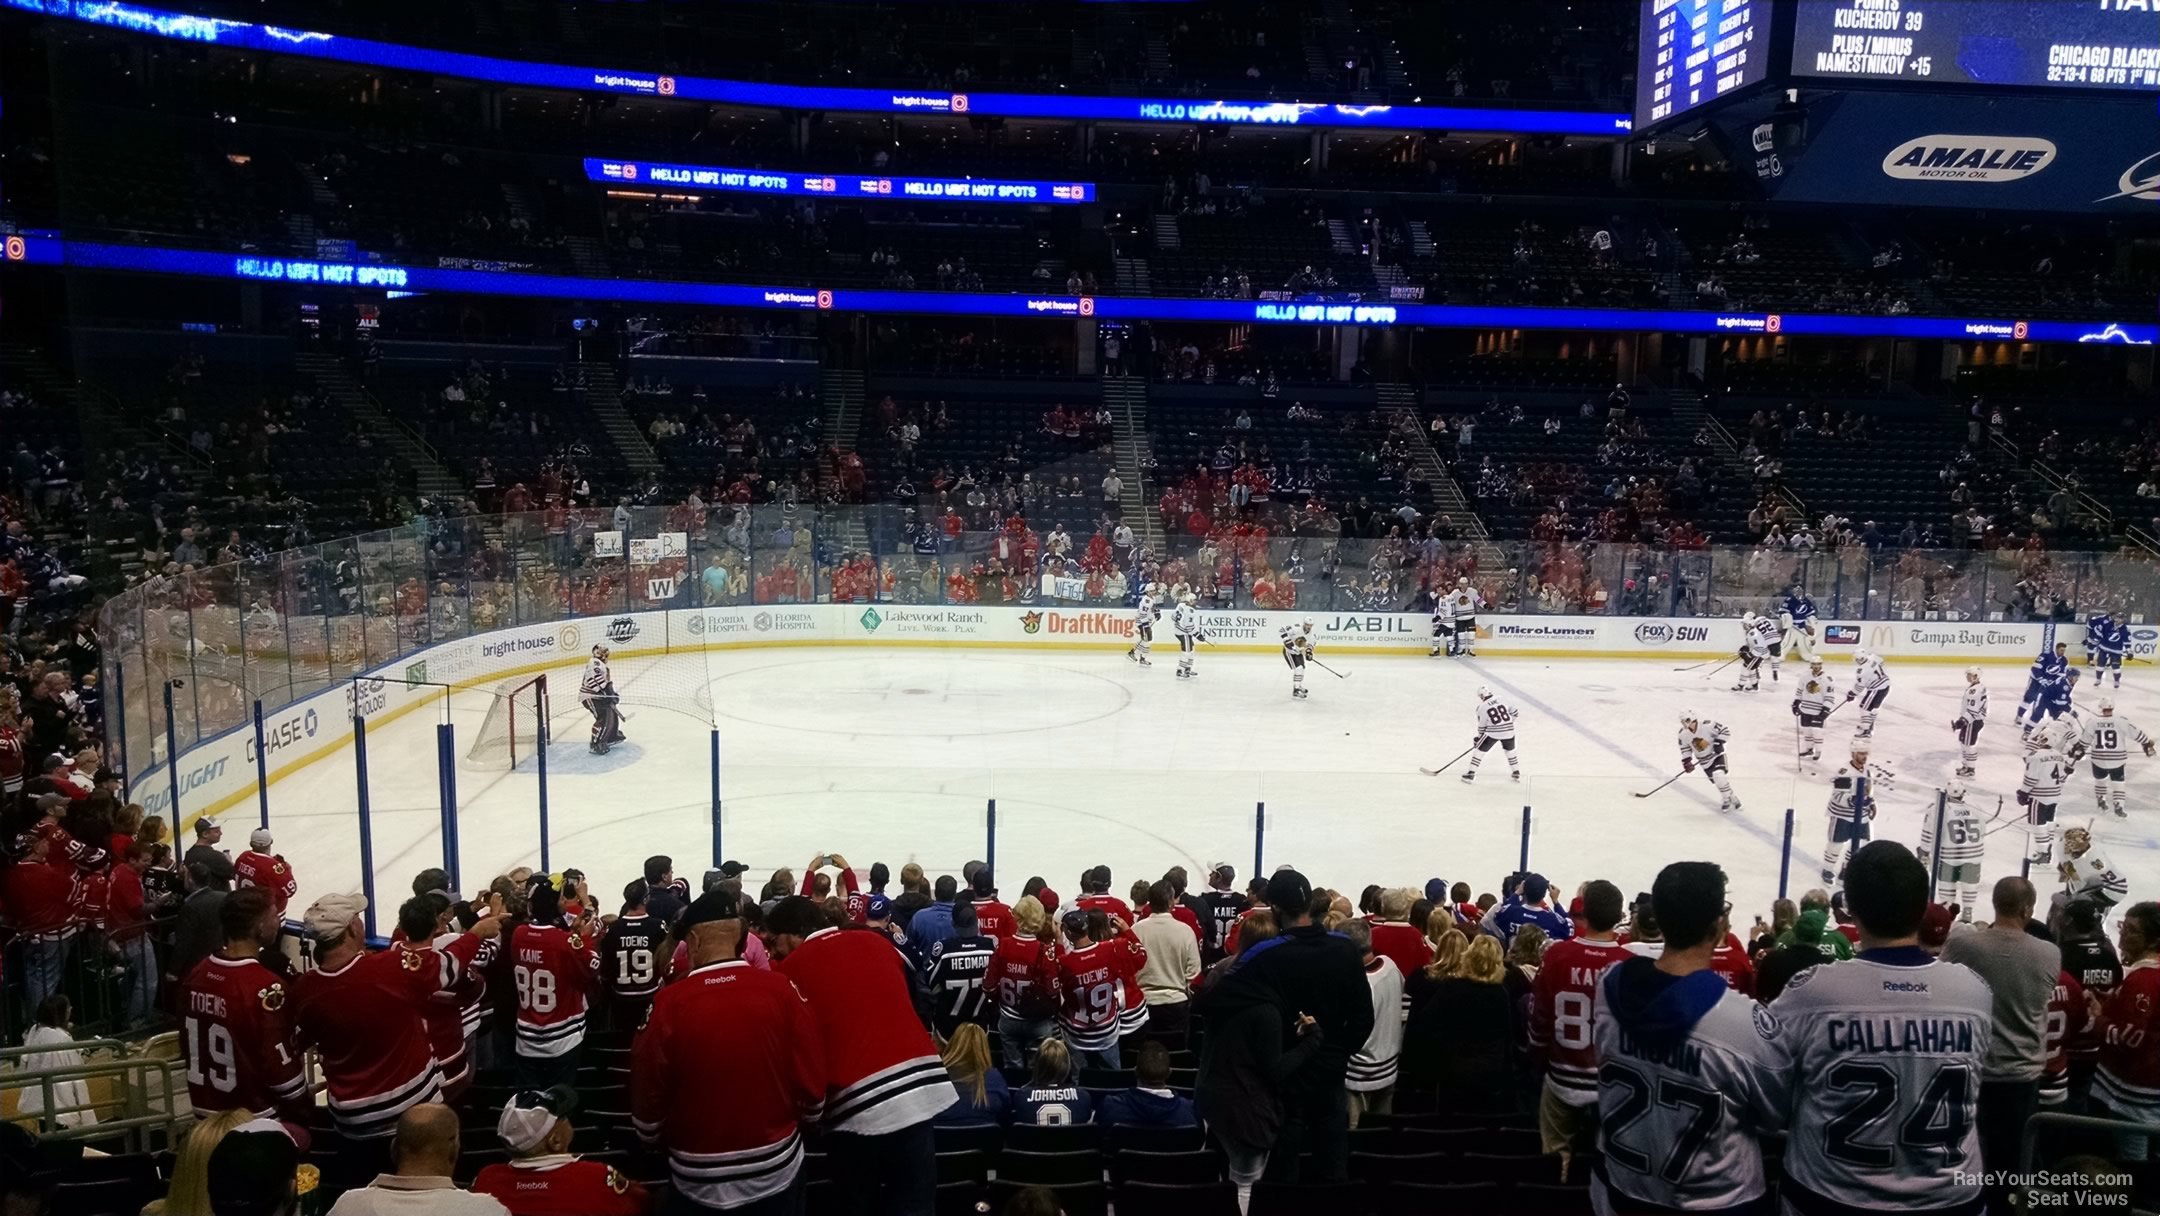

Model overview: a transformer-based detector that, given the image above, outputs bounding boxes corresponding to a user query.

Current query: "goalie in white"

[1677,711,1740,813]
[2055,826,2129,919]
[580,644,626,755]
[1280,618,1316,700]
[1171,593,1205,680]
[2078,696,2154,820]
[1461,686,1520,784]
[1915,779,1985,923]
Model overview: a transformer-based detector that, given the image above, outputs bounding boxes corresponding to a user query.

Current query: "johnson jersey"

[1917,798,1985,870]
[1279,623,1314,657]
[580,657,612,700]
[1448,587,1485,618]
[1793,679,1836,719]
[1771,950,1991,1213]
[2041,971,2089,1108]
[180,954,308,1119]
[294,935,486,1138]
[2022,752,2070,802]
[1474,697,1520,741]
[1171,603,1202,638]
[1677,721,1732,767]
[1592,960,1790,1212]
[923,933,998,1034]
[2063,849,2130,909]
[2081,717,2154,767]
[1058,938,1146,1051]
[2096,960,2160,1120]
[1851,653,1890,696]
[1528,937,1634,1105]
[602,912,669,1000]
[510,922,602,1058]
[231,851,297,914]
[1959,683,1989,723]
[1134,597,1159,629]
[988,935,1061,1021]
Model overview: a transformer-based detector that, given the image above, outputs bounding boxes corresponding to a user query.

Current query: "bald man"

[326,1104,509,1215]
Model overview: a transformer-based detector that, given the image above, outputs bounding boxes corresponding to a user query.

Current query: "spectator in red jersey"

[233,828,297,916]
[1057,906,1146,1070]
[968,868,1013,942]
[395,896,483,1102]
[635,888,824,1214]
[767,895,952,1216]
[2089,901,2160,1159]
[2,819,83,1020]
[472,1087,647,1216]
[1073,864,1132,924]
[989,895,1061,1070]
[294,892,500,1159]
[179,888,309,1126]
[110,841,156,1029]
[1528,879,1633,1172]
[799,851,861,916]
[508,879,600,1090]
[1368,887,1435,983]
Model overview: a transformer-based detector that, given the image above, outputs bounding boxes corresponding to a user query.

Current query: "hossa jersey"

[1771,951,1991,1212]
[580,656,613,701]
[2022,751,2070,802]
[1475,697,1519,740]
[602,912,669,1001]
[1917,797,1985,870]
[1171,603,1202,637]
[1960,682,1989,723]
[1591,959,1790,1212]
[1448,587,1484,617]
[2082,717,2154,767]
[2095,960,2160,1122]
[1279,623,1315,657]
[2063,849,2130,908]
[1677,721,1731,767]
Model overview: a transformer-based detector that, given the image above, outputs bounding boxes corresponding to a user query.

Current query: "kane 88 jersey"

[1770,949,1991,1213]
[1475,697,1519,740]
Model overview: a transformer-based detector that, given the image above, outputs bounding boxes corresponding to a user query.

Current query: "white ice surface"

[257,648,2160,929]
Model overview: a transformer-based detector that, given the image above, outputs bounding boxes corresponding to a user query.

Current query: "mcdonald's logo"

[1867,626,1897,649]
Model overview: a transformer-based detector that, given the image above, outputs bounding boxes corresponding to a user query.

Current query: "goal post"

[468,674,551,769]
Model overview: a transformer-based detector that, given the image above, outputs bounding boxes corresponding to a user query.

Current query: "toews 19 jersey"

[1591,960,1789,1212]
[181,954,307,1119]
[1771,949,1991,1212]
[1058,938,1144,1051]
[602,913,669,1001]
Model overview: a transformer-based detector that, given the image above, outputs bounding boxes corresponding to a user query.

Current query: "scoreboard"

[1637,0,1768,128]
[1791,0,2160,90]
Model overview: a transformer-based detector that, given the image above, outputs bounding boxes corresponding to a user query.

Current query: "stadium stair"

[819,369,872,553]
[1381,383,1503,568]
[1151,216,1181,251]
[1103,375,1160,551]
[1114,257,1153,297]
[572,363,664,481]
[292,352,463,499]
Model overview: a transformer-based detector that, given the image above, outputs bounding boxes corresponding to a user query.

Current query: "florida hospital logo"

[685,613,705,636]
[558,625,582,649]
[1020,611,1044,634]
[859,608,883,633]
[753,612,773,631]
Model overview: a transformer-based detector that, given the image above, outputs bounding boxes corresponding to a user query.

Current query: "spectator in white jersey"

[1940,877,2060,1197]
[1592,862,1787,1215]
[1772,841,1991,1216]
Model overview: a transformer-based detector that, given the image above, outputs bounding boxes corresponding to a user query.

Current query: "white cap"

[249,828,274,851]
[301,892,367,942]
[497,1086,577,1153]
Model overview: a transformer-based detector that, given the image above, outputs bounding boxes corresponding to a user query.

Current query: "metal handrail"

[2019,1110,2160,1216]
[1,1036,190,1151]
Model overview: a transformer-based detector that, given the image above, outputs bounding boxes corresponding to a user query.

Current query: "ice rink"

[255,644,2160,929]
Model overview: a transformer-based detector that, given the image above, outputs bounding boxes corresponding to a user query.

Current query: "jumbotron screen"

[1637,0,1769,128]
[1791,0,2160,90]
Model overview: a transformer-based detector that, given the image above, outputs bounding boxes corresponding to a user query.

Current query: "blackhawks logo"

[400,950,426,972]
[1020,612,1043,634]
[260,983,286,1012]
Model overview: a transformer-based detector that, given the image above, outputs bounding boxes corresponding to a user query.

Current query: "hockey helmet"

[1180,592,1196,606]
[1476,685,1494,701]
[1457,575,1470,587]
[591,644,610,658]
[1853,650,1870,665]
[2099,697,2116,715]
[1965,665,1982,683]
[1742,610,1757,626]
[1945,778,1968,802]
[1679,710,1699,728]
[2064,826,2093,855]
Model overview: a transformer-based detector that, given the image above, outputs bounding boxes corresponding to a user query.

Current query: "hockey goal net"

[467,674,552,769]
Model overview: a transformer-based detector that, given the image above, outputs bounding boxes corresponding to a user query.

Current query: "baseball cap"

[678,888,743,931]
[498,1086,578,1153]
[1521,874,1551,903]
[1424,878,1449,904]
[1035,886,1060,914]
[1919,903,1956,950]
[717,860,750,878]
[1792,908,1828,944]
[1060,907,1092,937]
[203,1120,300,1216]
[249,828,274,851]
[1265,867,1313,915]
[301,892,367,941]
[864,894,893,921]
[92,767,119,785]
[1205,861,1234,881]
[195,817,221,835]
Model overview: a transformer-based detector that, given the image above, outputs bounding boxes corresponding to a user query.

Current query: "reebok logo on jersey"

[1881,980,1930,993]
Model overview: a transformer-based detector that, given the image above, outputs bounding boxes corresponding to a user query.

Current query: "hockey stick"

[1310,657,1350,680]
[1671,657,1718,672]
[1696,655,1741,679]
[1632,769,1690,799]
[1419,744,1477,777]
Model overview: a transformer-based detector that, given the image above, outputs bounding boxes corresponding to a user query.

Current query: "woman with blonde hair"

[934,1023,1010,1126]
[1012,1037,1093,1125]
[990,894,1061,1069]
[142,1107,254,1215]
[1402,930,1520,1113]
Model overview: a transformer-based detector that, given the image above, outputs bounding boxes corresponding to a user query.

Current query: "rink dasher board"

[128,605,2087,831]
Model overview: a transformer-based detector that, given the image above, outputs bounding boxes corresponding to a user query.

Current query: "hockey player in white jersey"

[1280,618,1316,699]
[1461,686,1520,784]
[2080,697,2154,820]
[1592,861,1788,1216]
[1844,649,1891,739]
[1821,743,1893,888]
[2020,727,2073,867]
[1952,666,1988,778]
[1127,585,1159,667]
[1791,670,1836,766]
[580,644,625,754]
[1732,611,1777,692]
[1676,712,1741,812]
[1429,591,1456,657]
[1915,779,1985,922]
[1446,577,1484,657]
[2056,826,2129,915]
[1772,842,1990,1216]
[1171,594,1205,680]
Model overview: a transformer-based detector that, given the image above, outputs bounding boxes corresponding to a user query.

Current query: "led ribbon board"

[585,159,1096,205]
[8,234,2152,346]
[4,0,1630,135]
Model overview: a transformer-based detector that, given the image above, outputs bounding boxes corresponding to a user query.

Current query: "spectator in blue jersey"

[905,874,960,957]
[924,899,996,1039]
[1011,1038,1093,1125]
[933,1024,1009,1127]
[1100,1040,1196,1129]
[1491,874,1573,946]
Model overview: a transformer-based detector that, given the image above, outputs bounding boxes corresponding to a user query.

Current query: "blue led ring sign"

[585,159,1096,205]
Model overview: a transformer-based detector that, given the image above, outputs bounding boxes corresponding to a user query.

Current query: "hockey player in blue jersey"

[2032,666,2082,735]
[2091,616,2129,690]
[2018,641,2071,736]
[2086,613,2112,670]
[1777,589,1818,677]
